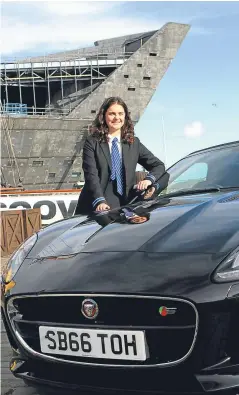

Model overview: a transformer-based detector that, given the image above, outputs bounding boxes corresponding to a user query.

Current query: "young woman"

[74,97,165,215]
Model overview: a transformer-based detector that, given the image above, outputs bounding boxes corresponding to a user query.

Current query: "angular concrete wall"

[69,23,190,122]
[1,116,89,189]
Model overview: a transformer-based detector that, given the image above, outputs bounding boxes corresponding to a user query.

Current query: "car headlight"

[2,234,37,284]
[213,247,239,283]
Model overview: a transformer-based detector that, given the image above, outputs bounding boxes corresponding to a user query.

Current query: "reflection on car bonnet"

[121,208,149,224]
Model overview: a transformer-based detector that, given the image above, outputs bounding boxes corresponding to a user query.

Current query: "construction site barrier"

[1,208,42,256]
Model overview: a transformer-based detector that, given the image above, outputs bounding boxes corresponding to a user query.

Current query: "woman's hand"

[136,179,152,191]
[144,186,156,199]
[95,202,110,212]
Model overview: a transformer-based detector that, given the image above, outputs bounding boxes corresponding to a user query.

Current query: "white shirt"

[108,134,122,158]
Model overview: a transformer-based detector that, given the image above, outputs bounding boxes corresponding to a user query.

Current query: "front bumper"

[9,348,239,394]
[2,291,239,394]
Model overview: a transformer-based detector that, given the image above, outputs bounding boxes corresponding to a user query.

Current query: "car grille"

[11,294,198,367]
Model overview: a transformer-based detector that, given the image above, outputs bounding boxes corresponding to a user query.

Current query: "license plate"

[39,326,147,361]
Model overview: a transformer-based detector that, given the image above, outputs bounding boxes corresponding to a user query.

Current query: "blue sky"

[1,1,239,167]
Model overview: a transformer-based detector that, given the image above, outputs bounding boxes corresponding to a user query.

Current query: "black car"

[1,140,239,394]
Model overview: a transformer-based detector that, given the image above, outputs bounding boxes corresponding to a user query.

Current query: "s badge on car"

[81,299,99,319]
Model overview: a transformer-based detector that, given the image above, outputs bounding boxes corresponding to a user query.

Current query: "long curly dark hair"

[89,97,135,144]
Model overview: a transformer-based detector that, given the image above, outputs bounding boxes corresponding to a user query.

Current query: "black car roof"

[187,140,239,157]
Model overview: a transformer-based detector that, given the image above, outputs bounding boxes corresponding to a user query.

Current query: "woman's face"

[105,103,125,133]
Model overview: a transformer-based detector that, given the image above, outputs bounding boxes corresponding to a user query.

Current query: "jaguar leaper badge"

[81,298,99,319]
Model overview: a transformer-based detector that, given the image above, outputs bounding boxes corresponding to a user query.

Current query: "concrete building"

[1,22,190,190]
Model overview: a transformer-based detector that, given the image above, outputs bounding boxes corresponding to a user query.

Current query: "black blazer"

[75,135,165,215]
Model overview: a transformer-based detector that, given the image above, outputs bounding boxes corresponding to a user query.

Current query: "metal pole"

[97,51,99,80]
[18,63,22,105]
[60,61,63,100]
[4,64,9,104]
[161,114,167,166]
[47,63,51,111]
[74,59,77,93]
[90,60,92,93]
[32,62,36,111]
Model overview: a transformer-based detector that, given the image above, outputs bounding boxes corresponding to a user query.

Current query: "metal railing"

[0,52,134,70]
[1,51,133,66]
[0,104,72,116]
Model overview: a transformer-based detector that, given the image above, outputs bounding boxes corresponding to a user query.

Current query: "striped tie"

[110,137,123,195]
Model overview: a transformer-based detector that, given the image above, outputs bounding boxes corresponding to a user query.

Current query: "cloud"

[0,2,166,57]
[44,2,118,16]
[184,121,205,138]
[1,1,219,58]
[1,18,164,56]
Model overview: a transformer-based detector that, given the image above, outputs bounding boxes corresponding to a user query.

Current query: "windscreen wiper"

[159,187,222,199]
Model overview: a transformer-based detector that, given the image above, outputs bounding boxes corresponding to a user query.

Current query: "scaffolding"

[0,52,133,116]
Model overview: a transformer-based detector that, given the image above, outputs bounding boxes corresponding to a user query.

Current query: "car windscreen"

[159,145,239,195]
